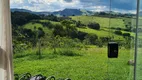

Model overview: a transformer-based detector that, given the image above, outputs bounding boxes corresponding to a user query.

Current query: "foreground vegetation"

[14,47,134,80]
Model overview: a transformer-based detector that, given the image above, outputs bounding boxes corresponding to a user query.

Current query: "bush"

[22,29,35,38]
[133,28,142,33]
[100,37,111,42]
[123,33,131,37]
[53,24,66,37]
[77,31,88,40]
[85,34,98,45]
[96,39,103,47]
[88,22,100,30]
[61,20,73,26]
[45,14,58,21]
[116,27,122,30]
[65,25,78,38]
[110,27,115,29]
[114,30,122,35]
[43,22,54,28]
[76,21,86,28]
[59,49,81,56]
[38,28,45,38]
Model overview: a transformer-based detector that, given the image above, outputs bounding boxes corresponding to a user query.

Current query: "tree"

[123,33,130,38]
[45,14,58,21]
[53,24,66,37]
[11,11,40,26]
[37,27,45,39]
[61,20,73,26]
[66,25,78,38]
[77,31,88,40]
[88,22,100,30]
[85,34,98,45]
[114,30,122,35]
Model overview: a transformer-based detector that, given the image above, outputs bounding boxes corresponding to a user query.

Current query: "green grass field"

[23,22,53,35]
[77,27,124,40]
[71,16,126,28]
[13,15,137,80]
[14,47,134,80]
[136,48,142,80]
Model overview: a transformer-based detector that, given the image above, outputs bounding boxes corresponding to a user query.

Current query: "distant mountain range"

[11,8,94,16]
[11,8,138,16]
[11,8,51,15]
[52,8,94,16]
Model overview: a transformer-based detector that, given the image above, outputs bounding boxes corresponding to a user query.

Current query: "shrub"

[45,14,58,21]
[61,20,73,26]
[65,25,78,38]
[114,30,122,35]
[88,22,100,30]
[85,34,98,45]
[42,22,54,29]
[110,27,115,29]
[38,28,45,38]
[77,31,88,40]
[53,24,66,37]
[123,37,132,49]
[76,21,86,28]
[133,28,142,32]
[123,33,131,37]
[123,28,131,32]
[125,25,128,28]
[116,27,122,30]
[59,49,81,56]
[96,39,103,47]
[100,37,111,42]
[22,28,35,38]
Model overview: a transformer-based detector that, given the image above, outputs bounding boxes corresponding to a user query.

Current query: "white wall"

[0,0,13,80]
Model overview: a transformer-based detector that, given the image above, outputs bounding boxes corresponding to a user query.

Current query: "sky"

[10,0,139,13]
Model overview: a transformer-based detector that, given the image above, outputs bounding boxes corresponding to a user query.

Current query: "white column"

[0,0,13,80]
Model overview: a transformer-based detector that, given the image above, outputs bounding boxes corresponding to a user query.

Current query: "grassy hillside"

[13,15,135,80]
[23,21,53,35]
[23,16,134,41]
[77,27,124,40]
[71,16,126,28]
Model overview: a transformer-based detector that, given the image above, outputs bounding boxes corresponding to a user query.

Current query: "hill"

[11,8,32,13]
[11,8,135,17]
[11,8,94,16]
[11,8,51,15]
[52,8,94,16]
[12,11,134,80]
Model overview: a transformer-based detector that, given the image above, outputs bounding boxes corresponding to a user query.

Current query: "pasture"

[71,16,126,28]
[14,47,134,80]
[13,15,136,80]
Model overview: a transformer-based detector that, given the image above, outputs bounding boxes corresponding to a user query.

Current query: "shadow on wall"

[0,47,8,79]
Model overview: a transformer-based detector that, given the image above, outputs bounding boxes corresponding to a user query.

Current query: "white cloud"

[94,6,108,12]
[10,0,137,13]
[85,6,108,12]
[22,6,40,11]
[61,0,82,9]
[10,0,24,4]
[28,0,45,4]
[16,0,82,12]
[112,8,136,14]
[94,6,107,9]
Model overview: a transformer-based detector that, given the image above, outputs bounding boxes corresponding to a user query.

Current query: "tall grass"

[14,47,134,80]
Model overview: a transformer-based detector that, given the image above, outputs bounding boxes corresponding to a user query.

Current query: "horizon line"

[10,8,137,14]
